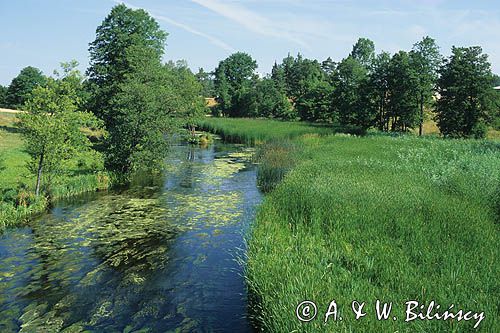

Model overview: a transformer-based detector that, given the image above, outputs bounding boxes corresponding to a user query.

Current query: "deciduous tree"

[436,46,495,138]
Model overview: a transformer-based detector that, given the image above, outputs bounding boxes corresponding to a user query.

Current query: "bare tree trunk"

[35,152,44,196]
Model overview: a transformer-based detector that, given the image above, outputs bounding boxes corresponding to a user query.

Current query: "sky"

[1,0,499,85]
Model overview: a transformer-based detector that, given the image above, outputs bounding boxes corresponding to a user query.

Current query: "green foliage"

[369,51,392,130]
[103,46,173,174]
[387,51,419,131]
[410,36,442,135]
[17,66,103,196]
[274,54,325,100]
[349,37,375,68]
[296,80,334,122]
[5,66,46,109]
[195,67,215,97]
[332,56,375,131]
[436,46,495,138]
[0,85,7,107]
[87,3,167,120]
[214,52,258,116]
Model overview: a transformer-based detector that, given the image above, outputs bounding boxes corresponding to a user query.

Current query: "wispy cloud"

[191,0,310,48]
[112,0,235,52]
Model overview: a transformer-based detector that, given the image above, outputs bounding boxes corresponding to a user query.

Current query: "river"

[0,141,262,332]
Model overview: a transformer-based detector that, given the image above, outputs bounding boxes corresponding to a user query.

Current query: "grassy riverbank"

[198,117,334,144]
[203,118,500,332]
[0,112,110,231]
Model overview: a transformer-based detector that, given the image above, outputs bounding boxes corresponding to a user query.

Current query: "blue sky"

[1,0,499,85]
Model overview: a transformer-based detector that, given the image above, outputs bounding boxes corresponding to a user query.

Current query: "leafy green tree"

[350,38,375,69]
[18,67,102,196]
[296,80,334,122]
[321,57,336,78]
[87,4,177,174]
[256,78,294,119]
[103,46,182,174]
[410,36,442,135]
[195,67,215,97]
[271,61,286,93]
[387,51,419,132]
[87,4,167,120]
[492,74,500,87]
[6,66,46,109]
[333,56,375,131]
[0,85,7,107]
[214,52,257,116]
[166,61,206,136]
[436,46,495,138]
[369,51,391,130]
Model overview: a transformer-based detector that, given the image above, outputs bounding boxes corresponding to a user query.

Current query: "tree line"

[207,38,499,138]
[1,3,499,197]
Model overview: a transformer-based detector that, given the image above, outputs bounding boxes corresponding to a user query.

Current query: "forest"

[0,3,499,332]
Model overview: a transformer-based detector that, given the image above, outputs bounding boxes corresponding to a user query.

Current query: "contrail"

[111,0,235,53]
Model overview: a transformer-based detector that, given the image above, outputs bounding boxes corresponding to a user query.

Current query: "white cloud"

[112,0,235,52]
[191,0,310,48]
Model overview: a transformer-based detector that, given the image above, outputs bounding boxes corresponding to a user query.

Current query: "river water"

[0,142,262,332]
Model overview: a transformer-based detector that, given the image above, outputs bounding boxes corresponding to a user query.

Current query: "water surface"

[0,142,261,332]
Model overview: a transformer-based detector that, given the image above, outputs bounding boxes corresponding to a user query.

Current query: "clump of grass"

[255,140,299,193]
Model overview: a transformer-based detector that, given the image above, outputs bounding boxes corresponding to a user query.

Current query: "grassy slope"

[0,111,109,231]
[0,113,30,189]
[203,118,500,332]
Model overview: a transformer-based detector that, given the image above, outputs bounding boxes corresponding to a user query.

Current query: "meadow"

[202,118,500,332]
[0,111,110,231]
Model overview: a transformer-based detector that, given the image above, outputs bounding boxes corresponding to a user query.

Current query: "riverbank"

[0,111,111,231]
[202,118,500,332]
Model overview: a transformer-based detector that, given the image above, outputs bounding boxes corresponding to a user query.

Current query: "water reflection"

[0,143,261,332]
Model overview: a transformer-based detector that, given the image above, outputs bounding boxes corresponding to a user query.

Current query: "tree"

[0,85,7,107]
[87,4,176,174]
[5,66,46,109]
[166,61,206,137]
[436,46,495,138]
[214,52,257,116]
[17,66,102,196]
[87,4,167,120]
[296,80,334,122]
[332,56,375,131]
[255,78,294,119]
[195,67,215,97]
[492,74,500,87]
[410,36,442,135]
[350,38,375,69]
[387,51,419,132]
[103,46,183,174]
[369,51,391,130]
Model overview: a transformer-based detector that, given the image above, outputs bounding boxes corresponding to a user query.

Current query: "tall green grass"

[198,117,334,144]
[246,134,499,332]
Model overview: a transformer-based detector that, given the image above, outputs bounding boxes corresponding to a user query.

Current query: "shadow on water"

[0,142,261,332]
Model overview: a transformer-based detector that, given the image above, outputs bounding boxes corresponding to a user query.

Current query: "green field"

[0,111,109,231]
[203,118,500,332]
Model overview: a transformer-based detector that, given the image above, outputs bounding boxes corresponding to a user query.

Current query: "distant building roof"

[494,86,500,90]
